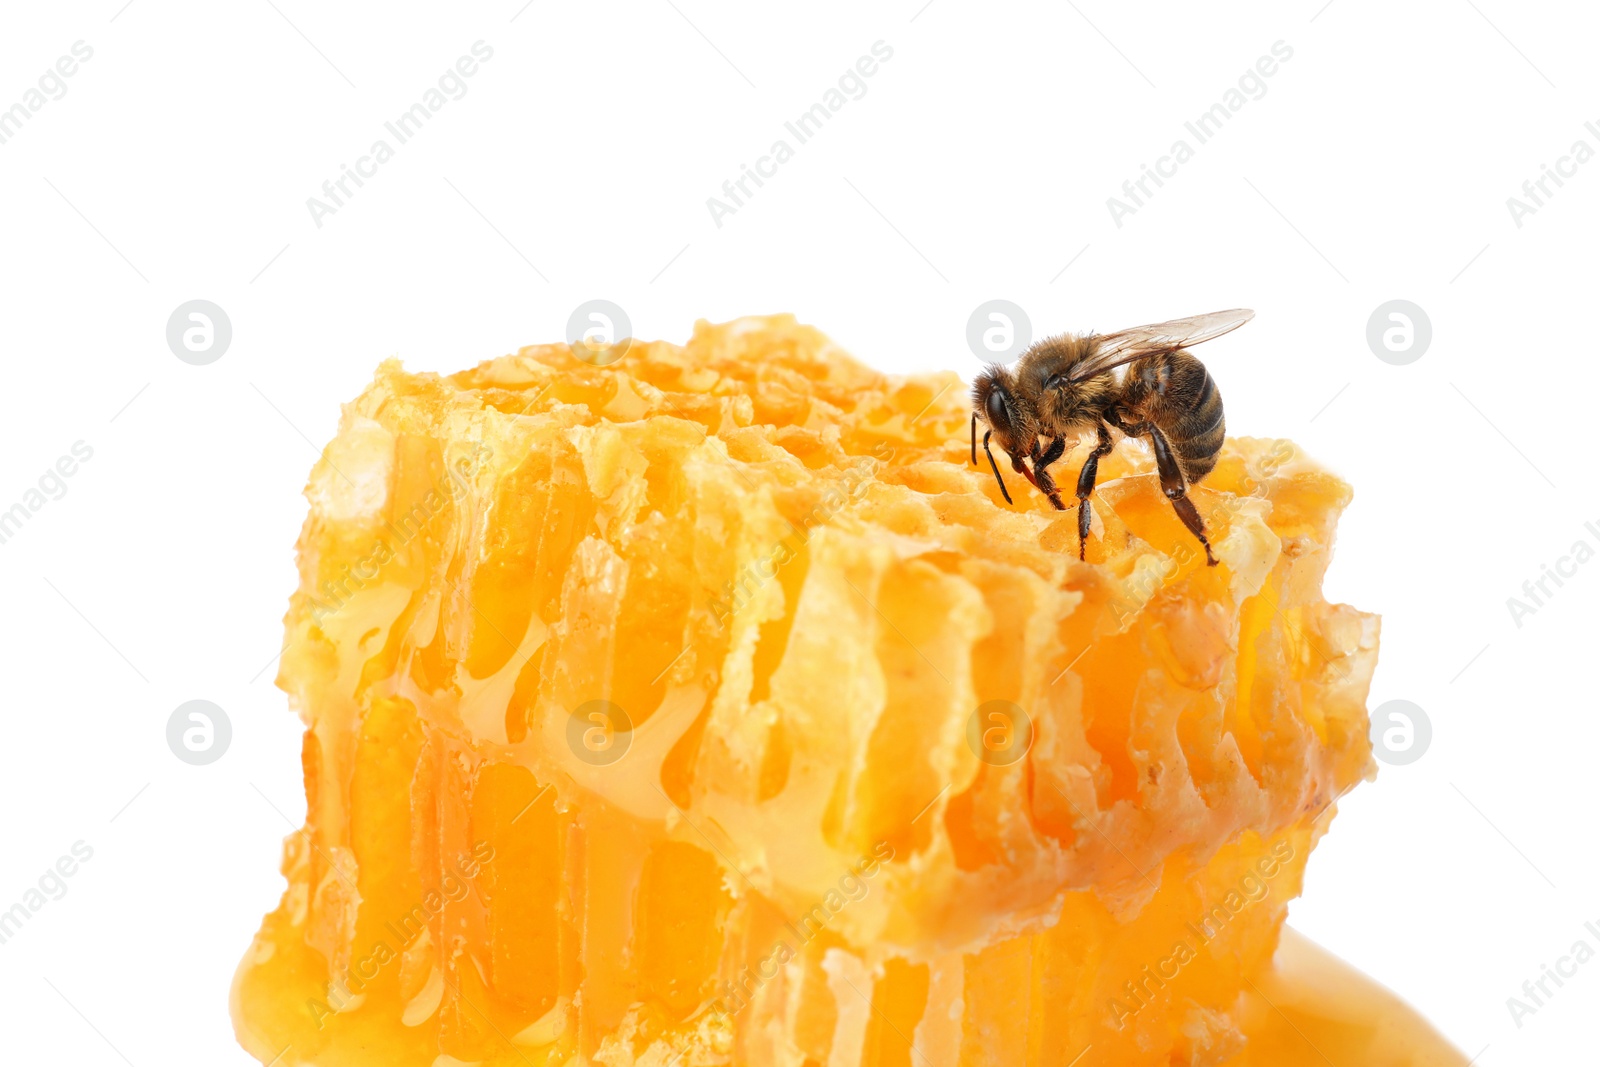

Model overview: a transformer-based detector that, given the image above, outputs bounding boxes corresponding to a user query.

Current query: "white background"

[1,1,1595,1063]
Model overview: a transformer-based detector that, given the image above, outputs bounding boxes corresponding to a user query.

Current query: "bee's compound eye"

[986,389,1008,427]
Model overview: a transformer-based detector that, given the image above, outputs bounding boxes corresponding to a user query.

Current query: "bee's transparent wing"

[1066,309,1255,383]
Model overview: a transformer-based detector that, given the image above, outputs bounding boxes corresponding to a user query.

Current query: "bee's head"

[971,366,1036,505]
[972,366,1031,456]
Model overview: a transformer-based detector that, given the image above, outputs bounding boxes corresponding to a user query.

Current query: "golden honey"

[233,316,1462,1066]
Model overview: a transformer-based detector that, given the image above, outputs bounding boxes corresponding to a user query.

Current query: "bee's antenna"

[982,430,1013,505]
[970,412,978,466]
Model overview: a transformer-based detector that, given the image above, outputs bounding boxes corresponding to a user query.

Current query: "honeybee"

[970,309,1254,566]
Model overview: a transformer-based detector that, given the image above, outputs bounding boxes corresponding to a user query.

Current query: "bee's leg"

[1074,425,1116,560]
[1036,435,1067,470]
[982,430,1014,505]
[1030,436,1068,510]
[1142,423,1218,567]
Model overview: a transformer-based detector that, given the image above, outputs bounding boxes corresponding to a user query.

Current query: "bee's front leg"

[1028,437,1069,510]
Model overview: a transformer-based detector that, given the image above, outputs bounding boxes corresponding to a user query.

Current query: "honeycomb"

[232,316,1462,1066]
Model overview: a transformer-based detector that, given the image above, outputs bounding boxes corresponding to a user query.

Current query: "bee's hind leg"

[1074,425,1116,561]
[1029,436,1069,510]
[1130,421,1218,567]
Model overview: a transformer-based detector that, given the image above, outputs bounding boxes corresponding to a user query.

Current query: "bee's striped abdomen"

[1121,350,1225,483]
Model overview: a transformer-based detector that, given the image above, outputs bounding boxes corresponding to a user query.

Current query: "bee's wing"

[1066,309,1255,383]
